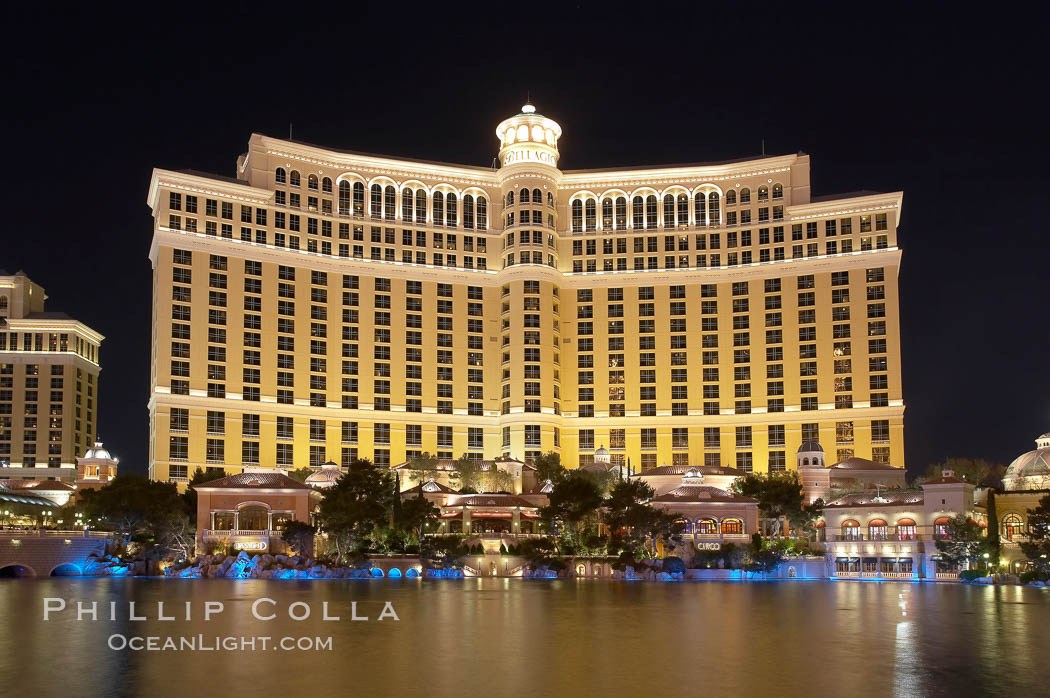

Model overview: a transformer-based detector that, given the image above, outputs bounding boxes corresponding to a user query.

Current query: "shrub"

[519,538,555,561]
[1020,569,1049,584]
[720,542,741,569]
[499,543,509,555]
[611,551,635,571]
[663,556,685,574]
[959,569,985,581]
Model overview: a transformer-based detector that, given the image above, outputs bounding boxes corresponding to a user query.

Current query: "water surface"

[0,579,1045,697]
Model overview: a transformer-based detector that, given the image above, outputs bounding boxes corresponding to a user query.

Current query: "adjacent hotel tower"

[0,271,103,477]
[146,105,904,484]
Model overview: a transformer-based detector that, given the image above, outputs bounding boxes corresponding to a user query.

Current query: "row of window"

[0,331,97,361]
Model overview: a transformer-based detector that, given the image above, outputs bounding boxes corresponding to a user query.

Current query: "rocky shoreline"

[52,551,1050,586]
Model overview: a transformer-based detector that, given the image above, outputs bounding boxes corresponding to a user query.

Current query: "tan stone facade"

[146,105,905,486]
[194,469,322,553]
[0,271,103,480]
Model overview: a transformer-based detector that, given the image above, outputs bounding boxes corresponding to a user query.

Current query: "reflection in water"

[0,579,1047,697]
[894,589,921,696]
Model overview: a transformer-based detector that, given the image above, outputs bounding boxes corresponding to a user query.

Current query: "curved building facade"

[146,105,905,484]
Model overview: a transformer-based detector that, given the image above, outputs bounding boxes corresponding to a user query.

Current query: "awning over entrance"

[0,491,59,507]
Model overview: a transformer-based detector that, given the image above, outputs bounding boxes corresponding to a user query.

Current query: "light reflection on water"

[0,579,1046,697]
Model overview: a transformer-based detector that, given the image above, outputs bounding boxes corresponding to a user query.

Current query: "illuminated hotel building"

[0,271,103,479]
[146,105,904,484]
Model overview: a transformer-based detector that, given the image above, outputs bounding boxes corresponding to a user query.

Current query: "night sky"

[3,5,1047,478]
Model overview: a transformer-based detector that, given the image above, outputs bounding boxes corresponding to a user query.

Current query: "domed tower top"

[496,103,562,170]
[1003,430,1050,491]
[797,440,825,469]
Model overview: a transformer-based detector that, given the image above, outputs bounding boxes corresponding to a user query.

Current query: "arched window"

[289,170,301,187]
[841,519,861,540]
[739,187,751,204]
[506,191,514,207]
[238,505,269,531]
[415,190,426,223]
[896,518,916,540]
[1002,514,1025,540]
[584,199,596,231]
[694,192,706,226]
[433,192,444,226]
[663,194,675,226]
[384,185,396,220]
[615,197,627,229]
[463,194,475,229]
[322,177,332,193]
[571,200,583,233]
[632,196,644,228]
[696,518,718,535]
[725,189,736,206]
[547,191,554,207]
[0,296,8,313]
[532,188,542,204]
[402,189,414,221]
[677,194,689,227]
[933,516,952,539]
[275,167,287,185]
[772,183,784,199]
[601,198,613,229]
[352,182,365,216]
[446,192,457,227]
[369,184,382,219]
[645,195,657,228]
[308,174,319,191]
[676,518,692,535]
[721,518,743,535]
[758,185,769,201]
[338,181,351,215]
[477,197,487,230]
[868,519,888,540]
[520,188,531,204]
[708,192,720,224]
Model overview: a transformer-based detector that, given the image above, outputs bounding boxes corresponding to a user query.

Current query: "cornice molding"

[255,135,499,187]
[787,192,904,222]
[151,228,901,289]
[557,155,800,188]
[2,318,104,343]
[151,390,904,427]
[148,169,271,211]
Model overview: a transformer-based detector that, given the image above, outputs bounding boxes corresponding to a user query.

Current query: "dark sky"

[3,4,1047,478]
